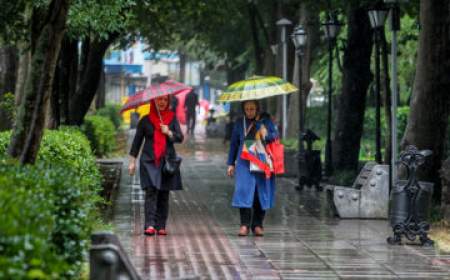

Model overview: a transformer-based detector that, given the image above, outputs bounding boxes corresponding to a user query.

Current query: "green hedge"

[0,128,102,279]
[82,115,116,157]
[0,162,66,279]
[95,104,123,129]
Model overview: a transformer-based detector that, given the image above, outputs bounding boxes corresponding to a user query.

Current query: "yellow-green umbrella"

[218,75,297,102]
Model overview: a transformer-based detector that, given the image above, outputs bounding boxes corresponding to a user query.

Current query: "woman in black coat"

[128,95,184,236]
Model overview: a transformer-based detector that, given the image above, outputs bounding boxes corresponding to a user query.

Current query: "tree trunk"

[441,158,450,220]
[273,2,284,122]
[179,51,186,83]
[48,58,61,129]
[68,34,118,125]
[95,66,105,109]
[226,61,248,117]
[60,37,78,124]
[381,30,392,165]
[8,0,70,164]
[0,46,18,95]
[333,3,373,172]
[248,2,264,75]
[0,45,18,130]
[261,1,278,114]
[400,0,450,202]
[286,2,320,139]
[14,47,31,107]
[49,36,79,127]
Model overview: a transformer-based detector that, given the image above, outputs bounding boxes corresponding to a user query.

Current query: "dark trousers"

[144,187,169,230]
[239,190,266,229]
[186,112,196,134]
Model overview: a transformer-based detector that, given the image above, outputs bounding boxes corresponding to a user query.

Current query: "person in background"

[184,90,199,135]
[128,95,184,236]
[223,113,236,146]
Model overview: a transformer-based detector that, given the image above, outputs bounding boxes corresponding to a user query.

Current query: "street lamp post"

[384,0,406,188]
[291,25,307,189]
[277,18,293,139]
[322,16,341,176]
[368,6,388,164]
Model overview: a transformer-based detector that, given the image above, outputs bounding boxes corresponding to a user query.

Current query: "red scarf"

[148,100,175,166]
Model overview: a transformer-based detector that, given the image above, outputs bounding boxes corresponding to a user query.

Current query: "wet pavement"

[112,128,450,279]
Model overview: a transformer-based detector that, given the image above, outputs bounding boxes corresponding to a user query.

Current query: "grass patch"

[430,220,450,253]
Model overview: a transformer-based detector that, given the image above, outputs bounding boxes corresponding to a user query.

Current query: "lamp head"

[291,25,307,49]
[323,16,341,40]
[368,8,388,29]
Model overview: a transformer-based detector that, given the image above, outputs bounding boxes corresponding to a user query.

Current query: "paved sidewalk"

[112,130,450,279]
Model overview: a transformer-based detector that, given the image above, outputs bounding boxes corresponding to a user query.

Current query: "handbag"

[239,118,273,179]
[265,139,285,174]
[241,140,273,179]
[248,140,273,173]
[162,155,182,176]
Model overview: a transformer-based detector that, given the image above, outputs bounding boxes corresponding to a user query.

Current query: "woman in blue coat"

[226,100,279,236]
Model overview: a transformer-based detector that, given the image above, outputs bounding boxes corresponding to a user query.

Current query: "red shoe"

[144,227,156,236]
[157,229,167,236]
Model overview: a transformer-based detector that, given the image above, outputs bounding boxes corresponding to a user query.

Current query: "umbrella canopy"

[218,76,297,102]
[120,80,192,113]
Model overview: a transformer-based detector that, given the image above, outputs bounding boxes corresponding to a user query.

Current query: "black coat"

[130,115,184,190]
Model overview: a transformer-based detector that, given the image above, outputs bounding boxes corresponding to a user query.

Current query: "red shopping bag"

[266,139,285,174]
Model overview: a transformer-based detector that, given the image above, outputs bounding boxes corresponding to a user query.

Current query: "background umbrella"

[217,76,297,102]
[120,79,192,113]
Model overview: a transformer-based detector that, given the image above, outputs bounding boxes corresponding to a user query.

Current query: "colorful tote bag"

[240,118,273,179]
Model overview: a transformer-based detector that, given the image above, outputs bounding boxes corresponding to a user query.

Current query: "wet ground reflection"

[112,130,450,279]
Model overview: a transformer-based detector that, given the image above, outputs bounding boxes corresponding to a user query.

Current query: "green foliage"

[0,128,102,279]
[0,0,28,43]
[0,128,101,206]
[0,92,16,123]
[0,131,8,152]
[82,115,117,157]
[330,169,358,186]
[144,0,253,74]
[36,127,102,192]
[394,15,420,105]
[286,105,411,161]
[0,162,67,279]
[362,106,410,151]
[95,104,123,129]
[281,138,298,151]
[397,107,410,139]
[67,0,135,39]
[305,106,329,140]
[312,13,419,107]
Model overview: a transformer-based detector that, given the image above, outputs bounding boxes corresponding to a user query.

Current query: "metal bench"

[326,162,390,218]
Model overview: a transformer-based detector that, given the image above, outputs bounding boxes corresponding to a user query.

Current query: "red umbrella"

[120,80,192,113]
[173,89,190,124]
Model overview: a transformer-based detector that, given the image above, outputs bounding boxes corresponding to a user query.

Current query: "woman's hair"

[241,100,260,113]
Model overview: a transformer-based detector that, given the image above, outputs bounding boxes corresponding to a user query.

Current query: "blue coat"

[227,116,279,210]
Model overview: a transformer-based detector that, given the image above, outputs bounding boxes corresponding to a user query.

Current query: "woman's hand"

[129,156,136,176]
[161,124,173,137]
[227,165,235,177]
